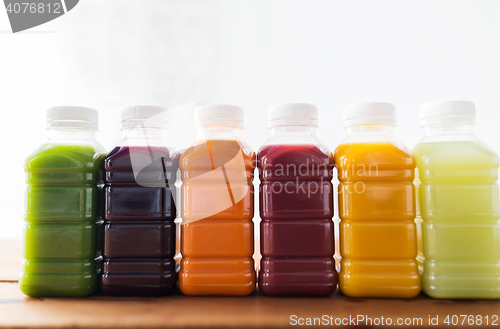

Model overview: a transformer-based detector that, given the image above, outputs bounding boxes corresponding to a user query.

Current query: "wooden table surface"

[1,241,500,328]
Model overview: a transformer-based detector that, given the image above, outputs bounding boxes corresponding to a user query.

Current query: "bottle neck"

[346,124,395,135]
[196,125,243,140]
[270,125,317,135]
[47,128,97,144]
[262,124,326,148]
[422,123,475,136]
[120,126,171,147]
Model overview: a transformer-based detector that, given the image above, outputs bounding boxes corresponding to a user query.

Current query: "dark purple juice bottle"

[101,106,178,296]
[258,103,337,296]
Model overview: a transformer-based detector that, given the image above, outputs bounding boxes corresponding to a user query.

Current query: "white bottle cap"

[343,102,397,127]
[195,104,244,128]
[46,106,98,130]
[121,105,169,129]
[268,103,318,128]
[419,100,476,126]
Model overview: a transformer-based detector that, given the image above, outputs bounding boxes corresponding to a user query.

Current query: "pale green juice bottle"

[413,101,500,299]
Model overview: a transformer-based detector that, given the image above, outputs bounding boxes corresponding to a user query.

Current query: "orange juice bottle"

[335,102,420,298]
[179,104,256,295]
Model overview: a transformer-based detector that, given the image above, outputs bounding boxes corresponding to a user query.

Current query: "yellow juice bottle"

[414,100,500,299]
[335,102,420,298]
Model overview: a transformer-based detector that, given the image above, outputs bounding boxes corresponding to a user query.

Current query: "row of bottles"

[20,101,500,299]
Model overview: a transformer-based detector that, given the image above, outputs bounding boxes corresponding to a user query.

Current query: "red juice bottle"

[102,106,178,296]
[258,103,337,296]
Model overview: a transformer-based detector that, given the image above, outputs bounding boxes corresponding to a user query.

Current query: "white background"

[1,0,500,239]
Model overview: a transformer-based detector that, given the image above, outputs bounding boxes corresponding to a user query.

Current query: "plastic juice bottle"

[179,104,256,296]
[258,103,336,296]
[20,106,105,297]
[101,106,178,296]
[335,102,420,298]
[414,100,500,299]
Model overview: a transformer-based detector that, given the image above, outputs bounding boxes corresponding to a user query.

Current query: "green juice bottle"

[413,101,500,299]
[20,106,105,297]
